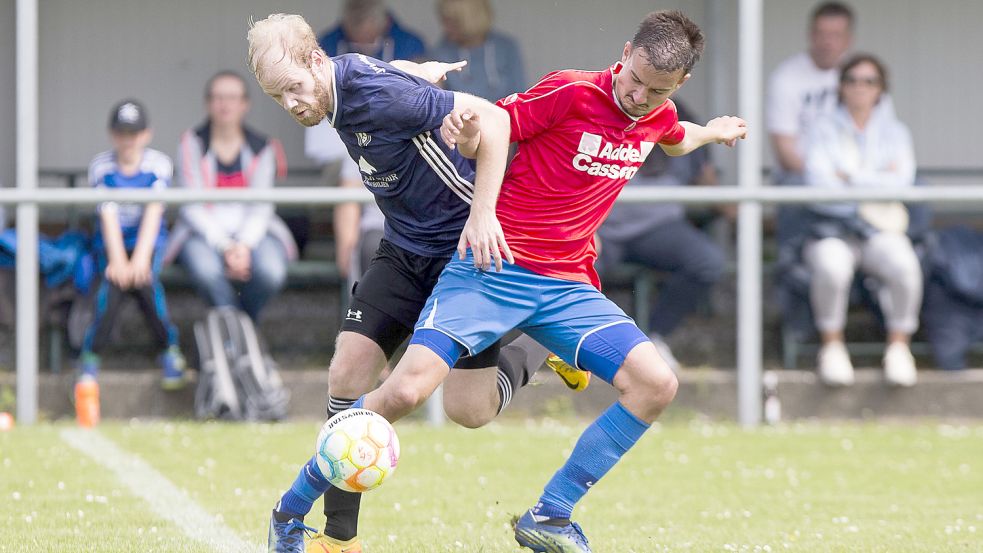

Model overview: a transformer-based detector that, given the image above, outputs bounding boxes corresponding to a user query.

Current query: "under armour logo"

[356,132,371,147]
[346,309,362,321]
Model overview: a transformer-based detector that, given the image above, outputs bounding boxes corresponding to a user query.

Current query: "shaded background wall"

[0,0,981,192]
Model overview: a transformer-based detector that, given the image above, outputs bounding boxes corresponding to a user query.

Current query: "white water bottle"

[762,370,781,425]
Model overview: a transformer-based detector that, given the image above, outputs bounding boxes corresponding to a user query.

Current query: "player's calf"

[442,367,501,428]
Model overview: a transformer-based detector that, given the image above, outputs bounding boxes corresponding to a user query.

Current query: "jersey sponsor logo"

[577,132,602,156]
[358,156,377,174]
[356,132,372,147]
[571,133,655,179]
[357,54,386,74]
[358,156,397,188]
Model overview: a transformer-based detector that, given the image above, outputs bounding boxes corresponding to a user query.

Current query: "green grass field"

[1,418,981,552]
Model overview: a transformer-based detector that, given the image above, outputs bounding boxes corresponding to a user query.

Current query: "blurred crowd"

[2,0,982,407]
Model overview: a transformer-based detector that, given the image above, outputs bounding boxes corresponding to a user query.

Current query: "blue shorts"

[411,254,648,383]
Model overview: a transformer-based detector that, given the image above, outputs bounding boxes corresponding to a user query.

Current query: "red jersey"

[495,63,686,289]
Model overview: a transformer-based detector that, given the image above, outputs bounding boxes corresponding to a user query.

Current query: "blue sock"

[352,395,365,410]
[277,455,332,517]
[533,402,649,520]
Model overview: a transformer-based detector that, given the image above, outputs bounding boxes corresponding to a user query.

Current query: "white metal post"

[15,0,39,424]
[737,0,764,427]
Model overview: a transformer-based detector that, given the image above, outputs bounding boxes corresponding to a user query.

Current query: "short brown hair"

[437,0,493,39]
[205,70,250,100]
[811,2,854,28]
[839,53,889,92]
[631,11,705,74]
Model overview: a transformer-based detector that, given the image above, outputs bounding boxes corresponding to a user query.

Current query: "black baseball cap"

[108,99,148,132]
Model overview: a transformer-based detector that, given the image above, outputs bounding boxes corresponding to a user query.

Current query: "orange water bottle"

[74,375,100,427]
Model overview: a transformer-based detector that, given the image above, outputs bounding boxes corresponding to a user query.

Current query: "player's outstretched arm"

[390,60,467,84]
[662,116,748,156]
[448,92,514,272]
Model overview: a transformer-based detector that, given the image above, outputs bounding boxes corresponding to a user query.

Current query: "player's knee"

[386,385,428,415]
[655,367,679,407]
[640,364,677,409]
[327,364,359,396]
[619,356,678,416]
[444,406,488,429]
[443,397,492,429]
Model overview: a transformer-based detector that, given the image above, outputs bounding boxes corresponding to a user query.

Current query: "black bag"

[193,306,289,421]
[929,226,983,307]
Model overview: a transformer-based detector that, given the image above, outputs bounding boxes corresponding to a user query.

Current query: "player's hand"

[105,260,133,290]
[457,208,513,272]
[417,60,467,84]
[129,258,153,288]
[707,116,748,147]
[440,109,481,147]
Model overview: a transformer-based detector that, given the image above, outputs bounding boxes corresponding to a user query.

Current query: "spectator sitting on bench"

[427,0,526,102]
[801,54,920,387]
[595,100,725,371]
[766,2,854,186]
[78,99,186,393]
[166,71,297,321]
[307,0,426,284]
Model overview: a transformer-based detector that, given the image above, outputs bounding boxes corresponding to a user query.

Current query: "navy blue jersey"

[327,54,476,257]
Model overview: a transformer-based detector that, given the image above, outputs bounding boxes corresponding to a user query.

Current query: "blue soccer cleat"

[268,511,317,553]
[513,509,592,553]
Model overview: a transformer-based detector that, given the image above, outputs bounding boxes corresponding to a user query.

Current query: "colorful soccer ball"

[314,408,400,493]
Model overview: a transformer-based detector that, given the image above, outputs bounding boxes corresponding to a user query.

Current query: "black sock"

[327,395,357,417]
[323,485,361,541]
[496,334,550,414]
[323,395,362,540]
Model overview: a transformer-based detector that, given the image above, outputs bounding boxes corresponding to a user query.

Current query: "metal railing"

[6,181,983,427]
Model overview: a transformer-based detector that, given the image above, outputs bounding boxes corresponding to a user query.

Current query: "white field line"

[61,428,263,553]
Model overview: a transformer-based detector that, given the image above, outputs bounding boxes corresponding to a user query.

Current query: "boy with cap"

[75,99,186,425]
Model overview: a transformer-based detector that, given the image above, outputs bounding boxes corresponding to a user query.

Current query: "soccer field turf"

[1,419,981,552]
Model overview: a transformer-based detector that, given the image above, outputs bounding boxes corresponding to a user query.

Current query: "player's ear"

[621,41,632,63]
[310,49,325,69]
[674,73,692,91]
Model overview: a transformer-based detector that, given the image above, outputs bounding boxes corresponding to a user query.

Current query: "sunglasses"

[842,75,882,87]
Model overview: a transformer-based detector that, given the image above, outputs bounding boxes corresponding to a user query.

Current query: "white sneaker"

[883,343,917,387]
[817,341,854,386]
[649,333,681,372]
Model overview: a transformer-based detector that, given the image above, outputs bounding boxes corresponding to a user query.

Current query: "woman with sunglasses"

[802,53,921,388]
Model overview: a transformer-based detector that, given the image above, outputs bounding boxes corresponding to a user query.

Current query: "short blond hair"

[247,13,324,83]
[437,0,492,39]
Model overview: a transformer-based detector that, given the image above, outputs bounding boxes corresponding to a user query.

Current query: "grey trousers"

[803,232,922,334]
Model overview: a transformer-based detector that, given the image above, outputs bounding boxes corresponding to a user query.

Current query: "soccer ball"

[314,408,400,493]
